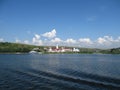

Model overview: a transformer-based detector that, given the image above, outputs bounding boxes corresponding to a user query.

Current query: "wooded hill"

[0,42,38,53]
[0,42,120,54]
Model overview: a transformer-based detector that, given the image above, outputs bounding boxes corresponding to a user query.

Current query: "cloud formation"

[79,38,93,44]
[95,36,120,48]
[43,35,120,48]
[32,34,42,45]
[51,38,62,43]
[42,29,56,38]
[24,40,29,44]
[11,29,120,48]
[15,38,21,43]
[65,38,76,44]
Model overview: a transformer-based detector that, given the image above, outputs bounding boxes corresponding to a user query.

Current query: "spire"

[56,44,59,49]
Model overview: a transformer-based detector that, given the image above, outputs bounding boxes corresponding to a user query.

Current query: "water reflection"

[29,54,60,74]
[29,54,120,79]
[47,54,60,66]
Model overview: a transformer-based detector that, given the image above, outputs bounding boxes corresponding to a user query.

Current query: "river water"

[0,54,120,90]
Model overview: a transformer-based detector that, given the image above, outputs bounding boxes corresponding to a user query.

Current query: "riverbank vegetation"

[0,42,120,54]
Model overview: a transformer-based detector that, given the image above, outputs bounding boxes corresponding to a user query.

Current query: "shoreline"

[0,52,119,55]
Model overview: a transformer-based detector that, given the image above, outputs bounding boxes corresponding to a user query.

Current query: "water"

[0,54,120,90]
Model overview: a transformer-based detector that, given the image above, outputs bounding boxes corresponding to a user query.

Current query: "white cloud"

[13,28,120,49]
[65,38,76,44]
[24,40,29,44]
[104,36,113,41]
[95,36,120,48]
[79,38,93,44]
[115,37,120,42]
[97,37,106,44]
[42,29,56,38]
[45,33,119,48]
[41,35,120,48]
[97,36,113,45]
[35,34,40,39]
[0,38,4,42]
[15,38,21,43]
[51,38,62,43]
[32,34,42,45]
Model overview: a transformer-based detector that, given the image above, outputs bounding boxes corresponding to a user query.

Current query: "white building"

[73,48,80,52]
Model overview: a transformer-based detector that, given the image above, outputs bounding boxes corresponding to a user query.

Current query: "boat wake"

[4,68,120,90]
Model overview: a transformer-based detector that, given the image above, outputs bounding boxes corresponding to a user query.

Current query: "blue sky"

[0,0,120,48]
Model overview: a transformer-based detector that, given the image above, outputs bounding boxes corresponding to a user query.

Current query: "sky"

[0,0,120,48]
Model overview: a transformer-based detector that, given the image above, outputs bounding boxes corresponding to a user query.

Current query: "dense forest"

[0,42,120,54]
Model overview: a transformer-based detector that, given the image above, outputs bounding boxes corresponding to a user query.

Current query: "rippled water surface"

[0,54,120,90]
